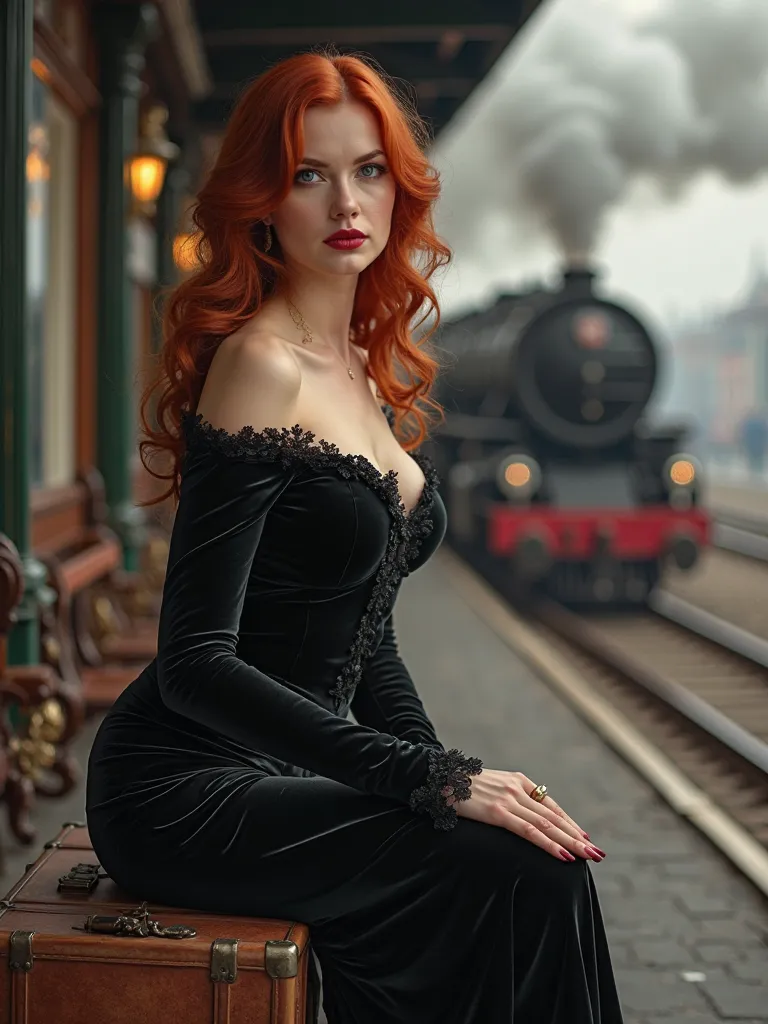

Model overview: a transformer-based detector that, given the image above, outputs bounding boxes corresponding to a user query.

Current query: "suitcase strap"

[212,940,238,1024]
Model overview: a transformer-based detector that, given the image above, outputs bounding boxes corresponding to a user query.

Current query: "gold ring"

[530,783,548,803]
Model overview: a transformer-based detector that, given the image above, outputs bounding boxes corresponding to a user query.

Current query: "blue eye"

[295,169,320,185]
[359,163,387,179]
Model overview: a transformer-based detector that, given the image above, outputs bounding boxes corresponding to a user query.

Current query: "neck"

[278,267,359,358]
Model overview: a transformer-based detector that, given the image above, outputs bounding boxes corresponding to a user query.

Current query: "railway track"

[713,508,768,562]
[454,531,768,891]
[530,599,768,850]
[445,547,768,896]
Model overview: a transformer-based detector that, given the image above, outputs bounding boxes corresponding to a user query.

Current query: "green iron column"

[95,3,158,572]
[152,159,188,356]
[0,0,49,664]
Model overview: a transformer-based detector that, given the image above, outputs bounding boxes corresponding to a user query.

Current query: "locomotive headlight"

[663,454,701,509]
[669,460,696,486]
[663,454,700,490]
[497,454,542,501]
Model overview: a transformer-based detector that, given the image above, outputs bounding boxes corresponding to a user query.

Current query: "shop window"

[27,71,78,489]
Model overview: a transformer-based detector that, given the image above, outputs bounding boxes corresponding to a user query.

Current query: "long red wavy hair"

[139,49,451,506]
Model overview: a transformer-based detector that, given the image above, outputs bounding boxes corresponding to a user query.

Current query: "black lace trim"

[180,410,439,712]
[409,748,484,831]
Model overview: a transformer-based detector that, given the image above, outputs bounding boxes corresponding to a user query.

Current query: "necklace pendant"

[347,368,355,380]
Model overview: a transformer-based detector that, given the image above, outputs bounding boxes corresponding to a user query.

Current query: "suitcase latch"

[72,901,197,939]
[58,862,107,894]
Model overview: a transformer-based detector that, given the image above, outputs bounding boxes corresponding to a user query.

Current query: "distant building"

[668,257,768,452]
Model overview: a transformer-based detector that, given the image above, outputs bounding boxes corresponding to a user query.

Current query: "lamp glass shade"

[26,150,50,182]
[128,153,167,205]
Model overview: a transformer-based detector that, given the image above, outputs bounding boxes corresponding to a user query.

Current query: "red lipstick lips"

[324,229,367,251]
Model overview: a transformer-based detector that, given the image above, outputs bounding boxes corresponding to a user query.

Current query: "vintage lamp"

[126,105,179,215]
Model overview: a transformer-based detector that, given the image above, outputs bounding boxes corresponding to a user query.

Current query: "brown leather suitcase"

[1,822,319,1024]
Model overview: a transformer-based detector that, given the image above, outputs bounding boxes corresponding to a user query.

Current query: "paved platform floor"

[2,550,767,1022]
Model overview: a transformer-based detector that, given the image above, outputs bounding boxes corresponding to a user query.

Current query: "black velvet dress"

[86,410,624,1024]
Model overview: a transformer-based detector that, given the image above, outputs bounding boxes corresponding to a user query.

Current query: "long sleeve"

[156,445,481,828]
[351,614,444,751]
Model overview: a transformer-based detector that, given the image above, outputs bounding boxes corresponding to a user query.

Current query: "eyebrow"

[298,149,385,169]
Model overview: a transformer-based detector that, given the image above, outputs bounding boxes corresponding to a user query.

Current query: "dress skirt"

[87,742,624,1024]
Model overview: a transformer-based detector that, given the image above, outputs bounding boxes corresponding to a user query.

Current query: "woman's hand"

[442,769,606,862]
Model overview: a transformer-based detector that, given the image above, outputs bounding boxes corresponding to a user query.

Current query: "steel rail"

[650,588,768,669]
[710,507,768,560]
[532,598,768,779]
[713,522,768,561]
[712,508,768,535]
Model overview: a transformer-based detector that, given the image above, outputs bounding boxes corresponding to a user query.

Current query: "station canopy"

[192,0,543,138]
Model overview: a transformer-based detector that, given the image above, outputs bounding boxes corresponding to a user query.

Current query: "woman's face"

[267,101,396,279]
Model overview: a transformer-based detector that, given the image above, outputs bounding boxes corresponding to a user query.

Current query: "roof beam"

[202,24,512,48]
[205,41,489,86]
[206,76,476,102]
[194,93,452,132]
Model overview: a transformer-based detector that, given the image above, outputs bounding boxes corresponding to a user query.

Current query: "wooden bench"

[32,468,168,713]
[0,535,80,854]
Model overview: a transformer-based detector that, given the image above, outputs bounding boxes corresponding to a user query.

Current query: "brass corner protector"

[265,939,299,979]
[211,937,238,984]
[9,931,35,972]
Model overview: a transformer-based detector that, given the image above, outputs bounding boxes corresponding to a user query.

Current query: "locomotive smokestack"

[561,265,597,297]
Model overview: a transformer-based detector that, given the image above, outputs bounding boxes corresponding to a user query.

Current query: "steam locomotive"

[427,267,710,604]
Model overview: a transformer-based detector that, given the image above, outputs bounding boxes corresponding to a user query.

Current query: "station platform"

[2,551,767,1023]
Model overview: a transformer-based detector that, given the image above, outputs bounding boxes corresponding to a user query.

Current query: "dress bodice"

[172,411,447,713]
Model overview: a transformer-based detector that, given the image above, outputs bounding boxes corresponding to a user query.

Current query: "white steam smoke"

[437,0,768,260]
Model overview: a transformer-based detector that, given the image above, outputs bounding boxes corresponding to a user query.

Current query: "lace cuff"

[409,747,484,831]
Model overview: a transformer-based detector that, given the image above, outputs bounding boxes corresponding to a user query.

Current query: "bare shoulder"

[196,328,302,434]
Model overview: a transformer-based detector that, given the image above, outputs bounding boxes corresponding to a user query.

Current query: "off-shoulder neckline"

[180,409,438,522]
[180,408,440,712]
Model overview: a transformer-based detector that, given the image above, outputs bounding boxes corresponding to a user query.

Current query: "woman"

[86,51,624,1023]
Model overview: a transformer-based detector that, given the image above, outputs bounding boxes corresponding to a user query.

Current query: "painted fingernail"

[586,846,604,861]
[582,832,590,839]
[591,846,607,857]
[559,850,576,862]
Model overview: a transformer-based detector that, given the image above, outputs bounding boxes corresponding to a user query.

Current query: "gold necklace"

[286,298,355,380]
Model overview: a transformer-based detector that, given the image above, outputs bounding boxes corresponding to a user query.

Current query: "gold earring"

[263,223,272,253]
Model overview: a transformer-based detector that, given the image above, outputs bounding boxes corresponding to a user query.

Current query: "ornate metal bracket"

[72,901,197,939]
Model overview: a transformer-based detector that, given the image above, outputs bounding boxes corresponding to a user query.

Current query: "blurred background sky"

[432,0,768,333]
